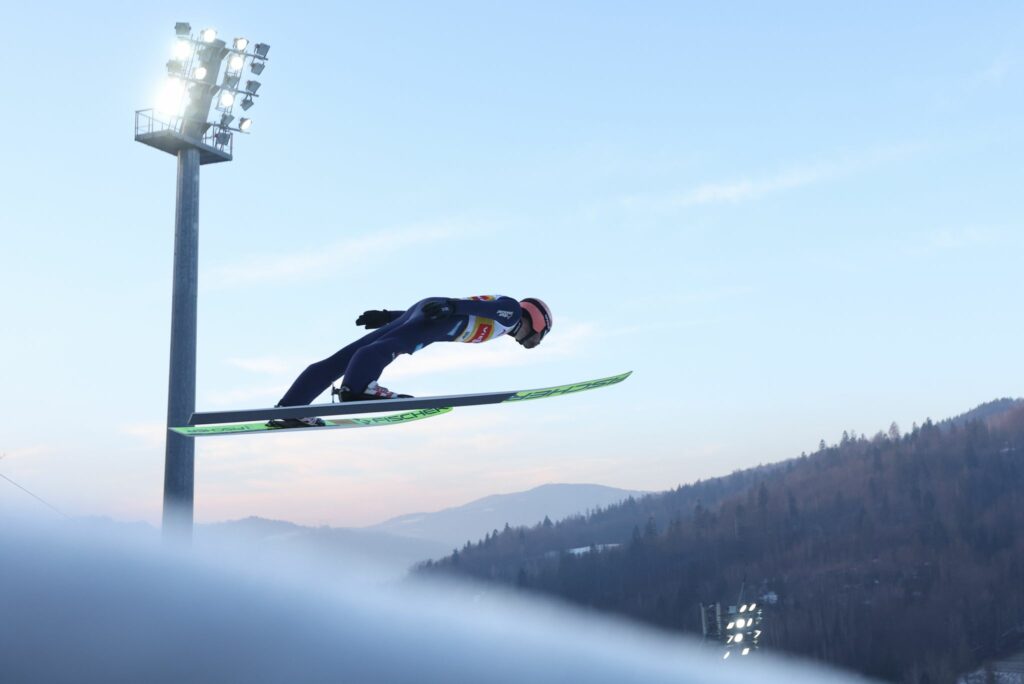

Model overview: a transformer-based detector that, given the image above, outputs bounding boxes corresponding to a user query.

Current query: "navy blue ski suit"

[277,296,522,406]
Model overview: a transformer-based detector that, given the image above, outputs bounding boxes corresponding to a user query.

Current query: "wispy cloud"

[119,423,167,449]
[920,226,1018,252]
[619,144,921,212]
[976,53,1013,86]
[197,321,598,409]
[201,322,598,407]
[205,221,466,290]
[671,167,829,207]
[198,357,307,408]
[0,445,55,463]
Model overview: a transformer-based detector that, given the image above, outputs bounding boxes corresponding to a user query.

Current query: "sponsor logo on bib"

[467,322,493,343]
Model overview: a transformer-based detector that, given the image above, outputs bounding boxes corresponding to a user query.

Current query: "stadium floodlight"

[135,20,275,545]
[250,60,265,75]
[720,598,766,661]
[239,117,253,132]
[173,40,193,60]
[155,78,187,116]
[244,80,261,94]
[254,42,270,58]
[723,652,730,660]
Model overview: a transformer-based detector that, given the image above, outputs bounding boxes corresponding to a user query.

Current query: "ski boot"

[266,404,326,429]
[266,416,326,429]
[332,381,413,402]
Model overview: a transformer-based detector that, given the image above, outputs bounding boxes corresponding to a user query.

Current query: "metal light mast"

[135,22,271,542]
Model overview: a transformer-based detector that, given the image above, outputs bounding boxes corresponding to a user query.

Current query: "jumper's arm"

[452,296,521,324]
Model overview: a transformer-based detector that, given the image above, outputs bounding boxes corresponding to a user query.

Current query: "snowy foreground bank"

[0,522,876,683]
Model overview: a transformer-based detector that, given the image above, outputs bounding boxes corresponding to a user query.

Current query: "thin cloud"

[920,226,1017,252]
[620,144,921,212]
[601,319,710,339]
[674,166,829,207]
[976,53,1012,86]
[1,446,54,461]
[208,357,310,408]
[205,222,465,290]
[119,423,167,449]
[197,323,597,408]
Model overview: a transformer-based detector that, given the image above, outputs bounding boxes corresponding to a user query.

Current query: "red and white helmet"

[515,298,553,348]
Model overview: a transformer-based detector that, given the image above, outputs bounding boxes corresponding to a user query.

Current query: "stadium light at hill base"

[703,600,766,660]
[134,21,271,544]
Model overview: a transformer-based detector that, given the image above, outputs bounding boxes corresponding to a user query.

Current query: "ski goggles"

[516,299,552,348]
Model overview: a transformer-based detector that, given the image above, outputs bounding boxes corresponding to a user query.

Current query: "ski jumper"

[277,296,523,406]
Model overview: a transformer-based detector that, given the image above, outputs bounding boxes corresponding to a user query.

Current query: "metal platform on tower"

[135,109,232,165]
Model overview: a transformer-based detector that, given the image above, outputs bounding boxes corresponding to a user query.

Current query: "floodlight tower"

[722,602,764,659]
[135,22,271,542]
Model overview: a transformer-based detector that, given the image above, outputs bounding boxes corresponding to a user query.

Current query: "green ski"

[172,407,452,438]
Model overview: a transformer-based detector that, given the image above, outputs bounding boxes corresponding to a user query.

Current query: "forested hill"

[419,399,1024,683]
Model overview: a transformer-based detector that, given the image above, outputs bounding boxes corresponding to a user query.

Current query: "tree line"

[419,399,1024,683]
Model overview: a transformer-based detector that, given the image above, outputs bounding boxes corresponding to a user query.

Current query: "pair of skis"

[172,371,632,437]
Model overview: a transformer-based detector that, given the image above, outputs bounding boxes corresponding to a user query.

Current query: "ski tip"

[507,370,633,403]
[601,370,632,382]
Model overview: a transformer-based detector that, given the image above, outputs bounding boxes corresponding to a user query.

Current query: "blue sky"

[1,2,1021,526]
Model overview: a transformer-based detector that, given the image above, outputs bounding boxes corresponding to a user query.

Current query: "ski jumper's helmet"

[516,298,553,348]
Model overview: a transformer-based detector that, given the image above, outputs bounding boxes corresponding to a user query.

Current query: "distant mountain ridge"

[197,516,451,579]
[186,483,645,578]
[368,483,647,550]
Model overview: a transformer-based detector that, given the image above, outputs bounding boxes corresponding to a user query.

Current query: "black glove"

[422,299,457,321]
[356,310,392,329]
